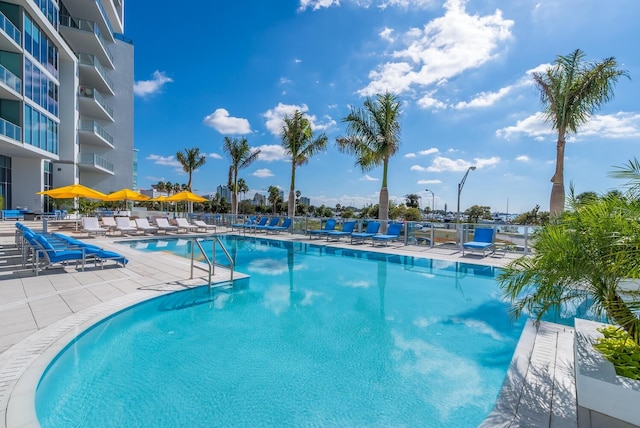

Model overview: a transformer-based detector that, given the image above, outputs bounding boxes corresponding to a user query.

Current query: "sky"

[125,0,640,214]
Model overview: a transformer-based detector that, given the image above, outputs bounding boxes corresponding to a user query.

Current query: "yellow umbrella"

[165,191,207,203]
[37,184,108,200]
[102,188,150,202]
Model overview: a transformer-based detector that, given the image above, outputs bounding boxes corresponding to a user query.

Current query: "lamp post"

[456,166,476,223]
[425,189,435,218]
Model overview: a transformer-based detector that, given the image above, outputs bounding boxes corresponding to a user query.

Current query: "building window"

[23,14,59,79]
[23,104,59,155]
[43,160,53,212]
[24,59,58,116]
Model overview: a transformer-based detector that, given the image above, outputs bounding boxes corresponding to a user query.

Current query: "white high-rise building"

[0,0,133,212]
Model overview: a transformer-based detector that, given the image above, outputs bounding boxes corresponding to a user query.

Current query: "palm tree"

[533,49,628,216]
[176,147,206,192]
[268,185,281,215]
[223,137,260,215]
[280,110,328,218]
[237,178,249,202]
[499,192,640,344]
[337,92,401,229]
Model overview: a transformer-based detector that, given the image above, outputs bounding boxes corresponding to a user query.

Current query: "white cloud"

[255,144,288,162]
[133,70,173,97]
[426,155,500,172]
[379,27,395,42]
[417,93,448,110]
[294,58,303,63]
[419,148,439,156]
[208,153,223,160]
[279,77,292,85]
[252,169,274,178]
[146,154,181,168]
[262,103,336,136]
[417,179,442,184]
[496,112,553,141]
[404,153,417,158]
[298,0,436,11]
[203,108,252,135]
[360,174,379,181]
[410,165,427,172]
[515,155,530,162]
[359,0,514,97]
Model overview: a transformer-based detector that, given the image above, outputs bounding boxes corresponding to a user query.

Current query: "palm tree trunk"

[379,186,389,233]
[550,135,566,216]
[606,293,640,345]
[288,164,296,218]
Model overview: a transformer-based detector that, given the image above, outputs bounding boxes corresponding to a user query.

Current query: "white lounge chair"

[115,217,138,235]
[175,217,198,233]
[155,218,178,233]
[135,218,158,235]
[192,220,217,232]
[82,217,107,237]
[100,216,118,234]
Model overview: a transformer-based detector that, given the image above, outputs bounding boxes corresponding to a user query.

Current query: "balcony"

[78,53,114,96]
[100,0,124,34]
[57,0,114,43]
[78,119,114,149]
[78,152,114,175]
[0,117,20,142]
[0,64,21,100]
[0,11,20,53]
[78,86,114,122]
[60,15,114,69]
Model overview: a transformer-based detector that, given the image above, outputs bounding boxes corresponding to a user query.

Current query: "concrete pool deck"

[0,221,576,427]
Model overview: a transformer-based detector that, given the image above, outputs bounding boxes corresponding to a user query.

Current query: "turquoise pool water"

[37,237,527,427]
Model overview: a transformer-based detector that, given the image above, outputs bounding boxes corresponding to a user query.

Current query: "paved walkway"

[0,221,576,427]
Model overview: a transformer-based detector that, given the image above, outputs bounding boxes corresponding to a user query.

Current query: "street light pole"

[456,166,476,223]
[425,189,435,218]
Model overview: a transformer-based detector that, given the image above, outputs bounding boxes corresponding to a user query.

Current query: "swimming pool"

[37,236,527,427]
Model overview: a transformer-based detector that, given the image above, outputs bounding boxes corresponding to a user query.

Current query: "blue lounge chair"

[254,217,280,232]
[308,219,336,239]
[245,217,268,233]
[31,233,87,276]
[350,222,381,244]
[371,223,403,246]
[53,233,128,268]
[266,218,291,234]
[231,216,256,231]
[326,221,356,241]
[462,227,495,256]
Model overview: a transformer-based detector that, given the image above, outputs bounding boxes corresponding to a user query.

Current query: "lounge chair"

[115,217,138,235]
[326,221,356,241]
[231,216,256,231]
[254,217,280,232]
[308,219,336,239]
[462,227,495,256]
[100,216,118,234]
[52,233,128,268]
[135,218,159,234]
[244,217,268,233]
[82,217,107,237]
[371,223,403,246]
[350,222,381,244]
[175,217,198,233]
[155,218,179,233]
[29,232,86,276]
[192,220,217,233]
[265,218,291,234]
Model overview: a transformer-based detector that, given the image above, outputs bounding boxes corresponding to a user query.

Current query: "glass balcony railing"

[0,64,21,93]
[0,117,21,141]
[77,53,113,91]
[78,119,114,146]
[0,11,20,45]
[60,15,113,64]
[79,152,114,173]
[78,86,113,118]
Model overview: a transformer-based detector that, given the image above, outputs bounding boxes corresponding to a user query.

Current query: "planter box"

[574,318,640,427]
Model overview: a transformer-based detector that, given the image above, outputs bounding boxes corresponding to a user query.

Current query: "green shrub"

[593,326,640,380]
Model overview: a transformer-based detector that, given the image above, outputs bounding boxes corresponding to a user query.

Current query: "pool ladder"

[189,236,235,290]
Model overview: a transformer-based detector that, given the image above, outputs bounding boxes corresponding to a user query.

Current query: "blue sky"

[127,0,640,214]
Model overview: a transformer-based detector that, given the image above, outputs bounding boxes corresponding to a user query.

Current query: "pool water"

[37,237,527,427]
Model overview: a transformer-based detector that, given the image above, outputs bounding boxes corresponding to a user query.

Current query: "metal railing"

[79,152,114,172]
[190,236,234,290]
[60,15,113,64]
[0,11,20,45]
[78,86,114,118]
[77,53,113,90]
[78,119,114,146]
[0,64,21,93]
[0,117,21,141]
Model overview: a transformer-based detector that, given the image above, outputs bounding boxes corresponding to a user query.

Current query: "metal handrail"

[189,236,234,290]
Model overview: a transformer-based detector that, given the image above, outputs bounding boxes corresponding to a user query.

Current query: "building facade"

[0,0,133,211]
